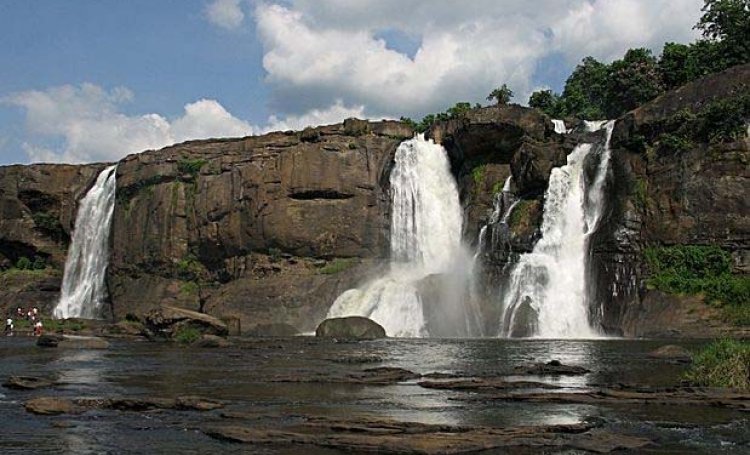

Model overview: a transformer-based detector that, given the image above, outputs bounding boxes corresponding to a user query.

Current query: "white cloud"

[255,0,704,118]
[4,83,369,164]
[4,84,255,163]
[205,0,245,30]
[263,100,366,132]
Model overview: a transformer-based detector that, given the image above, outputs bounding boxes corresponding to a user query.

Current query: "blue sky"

[0,0,703,164]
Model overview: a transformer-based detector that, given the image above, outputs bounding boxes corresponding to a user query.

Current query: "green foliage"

[695,0,750,69]
[319,258,355,275]
[528,90,561,116]
[491,179,506,195]
[606,48,664,117]
[644,245,749,325]
[399,116,418,131]
[173,325,201,344]
[176,254,204,281]
[268,247,282,261]
[657,133,694,156]
[486,84,514,105]
[508,199,536,228]
[177,159,207,176]
[15,257,33,270]
[685,339,750,390]
[471,165,487,185]
[631,178,648,208]
[180,281,200,295]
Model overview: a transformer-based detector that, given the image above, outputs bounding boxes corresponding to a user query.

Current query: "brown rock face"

[108,120,410,331]
[0,164,108,317]
[592,64,750,337]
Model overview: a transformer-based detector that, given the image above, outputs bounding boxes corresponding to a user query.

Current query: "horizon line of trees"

[402,0,748,131]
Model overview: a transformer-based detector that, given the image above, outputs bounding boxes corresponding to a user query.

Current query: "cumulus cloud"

[255,0,703,118]
[205,0,245,30]
[4,84,256,163]
[4,83,369,163]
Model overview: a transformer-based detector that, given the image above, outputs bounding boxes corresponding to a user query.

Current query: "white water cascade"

[552,119,568,134]
[499,121,614,338]
[54,166,118,319]
[326,135,470,337]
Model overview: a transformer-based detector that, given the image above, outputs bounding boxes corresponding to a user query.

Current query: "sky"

[0,0,704,165]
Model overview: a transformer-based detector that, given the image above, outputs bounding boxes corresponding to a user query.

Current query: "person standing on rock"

[34,320,43,337]
[5,316,13,336]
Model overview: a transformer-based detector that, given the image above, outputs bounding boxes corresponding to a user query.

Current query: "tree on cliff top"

[487,84,513,106]
[696,0,749,69]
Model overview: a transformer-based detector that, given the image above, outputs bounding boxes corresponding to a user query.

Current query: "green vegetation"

[486,84,513,106]
[319,258,355,275]
[32,212,67,241]
[644,245,750,325]
[43,318,85,333]
[268,247,282,262]
[176,254,204,280]
[12,256,46,271]
[471,165,487,185]
[685,339,750,390]
[508,199,537,228]
[491,179,506,195]
[173,325,201,344]
[177,159,207,176]
[180,281,200,295]
[631,177,649,208]
[401,101,482,133]
[528,0,749,119]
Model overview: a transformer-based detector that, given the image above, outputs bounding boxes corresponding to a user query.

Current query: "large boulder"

[315,316,386,339]
[144,305,228,339]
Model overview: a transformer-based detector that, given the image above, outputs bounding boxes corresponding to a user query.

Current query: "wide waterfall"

[327,135,475,337]
[54,165,118,319]
[499,121,615,338]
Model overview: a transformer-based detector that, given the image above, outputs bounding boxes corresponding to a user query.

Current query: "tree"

[605,48,664,117]
[486,84,513,105]
[695,0,750,67]
[528,90,561,116]
[446,102,472,118]
[558,57,609,119]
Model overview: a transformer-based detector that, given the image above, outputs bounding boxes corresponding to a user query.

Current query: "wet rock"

[203,416,652,453]
[25,397,75,415]
[419,378,561,391]
[36,334,63,347]
[102,321,146,338]
[3,375,55,390]
[315,316,386,340]
[144,305,228,339]
[648,345,693,363]
[514,360,591,375]
[346,367,420,384]
[24,395,224,415]
[192,334,232,348]
[245,323,299,337]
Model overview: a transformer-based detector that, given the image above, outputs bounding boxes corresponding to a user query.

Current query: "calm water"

[0,337,747,454]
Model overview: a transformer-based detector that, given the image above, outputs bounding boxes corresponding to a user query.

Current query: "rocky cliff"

[109,119,412,332]
[0,65,747,337]
[0,164,108,315]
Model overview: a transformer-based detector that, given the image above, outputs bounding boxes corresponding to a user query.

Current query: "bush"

[319,258,355,275]
[685,339,750,390]
[645,245,749,324]
[15,257,33,270]
[177,159,207,176]
[471,165,487,185]
[173,325,201,344]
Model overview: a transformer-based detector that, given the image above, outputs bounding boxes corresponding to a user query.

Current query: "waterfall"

[54,166,117,319]
[552,119,568,134]
[498,121,614,338]
[326,135,469,337]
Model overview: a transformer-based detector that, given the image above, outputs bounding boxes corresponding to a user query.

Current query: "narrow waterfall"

[326,135,470,337]
[474,176,517,261]
[499,121,614,338]
[54,165,118,319]
[552,119,568,134]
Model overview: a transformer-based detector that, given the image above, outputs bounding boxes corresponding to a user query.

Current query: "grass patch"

[471,165,487,185]
[644,245,749,325]
[173,325,201,344]
[319,258,355,275]
[685,339,750,390]
[180,281,200,295]
[508,199,536,228]
[177,159,207,176]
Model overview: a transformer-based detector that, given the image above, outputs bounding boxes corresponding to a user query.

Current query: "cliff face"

[0,66,746,337]
[592,63,750,337]
[108,119,412,332]
[0,164,108,315]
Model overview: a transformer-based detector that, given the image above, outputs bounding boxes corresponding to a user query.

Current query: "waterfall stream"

[326,135,473,337]
[498,121,614,338]
[54,165,117,319]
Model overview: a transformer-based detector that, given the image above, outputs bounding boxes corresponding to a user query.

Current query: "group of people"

[4,307,43,336]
